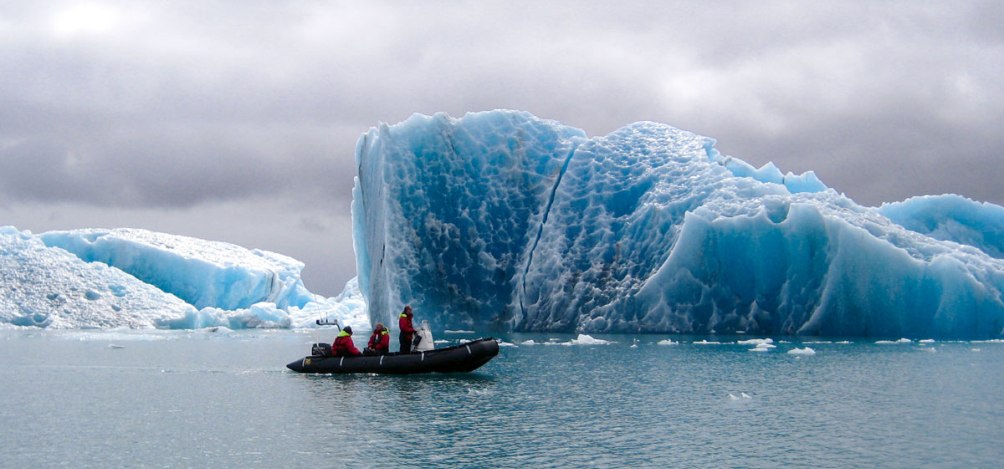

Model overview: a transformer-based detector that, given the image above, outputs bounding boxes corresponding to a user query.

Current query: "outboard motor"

[413,320,434,352]
[311,342,332,357]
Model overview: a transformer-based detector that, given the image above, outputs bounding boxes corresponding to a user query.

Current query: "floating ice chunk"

[694,340,725,345]
[919,339,936,344]
[745,338,777,352]
[876,338,913,344]
[657,339,679,345]
[445,330,475,334]
[737,338,774,346]
[749,342,775,352]
[788,347,816,356]
[520,340,538,345]
[498,341,518,347]
[561,334,615,345]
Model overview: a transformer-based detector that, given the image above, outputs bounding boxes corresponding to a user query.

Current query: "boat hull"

[286,338,500,374]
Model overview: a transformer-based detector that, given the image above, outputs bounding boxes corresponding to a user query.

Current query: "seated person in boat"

[364,323,390,355]
[332,326,362,357]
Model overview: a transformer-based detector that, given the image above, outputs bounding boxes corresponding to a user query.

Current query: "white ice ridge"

[40,228,314,310]
[353,110,1004,338]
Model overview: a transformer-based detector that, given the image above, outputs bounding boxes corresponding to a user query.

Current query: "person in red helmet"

[398,305,416,353]
[365,323,390,355]
[332,326,361,357]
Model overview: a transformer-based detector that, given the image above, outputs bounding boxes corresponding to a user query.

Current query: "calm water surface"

[1,330,1001,468]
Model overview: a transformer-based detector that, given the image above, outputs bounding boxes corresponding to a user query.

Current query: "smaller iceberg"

[1,226,366,330]
[39,228,315,310]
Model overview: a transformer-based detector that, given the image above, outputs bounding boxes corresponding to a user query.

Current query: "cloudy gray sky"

[1,1,1001,296]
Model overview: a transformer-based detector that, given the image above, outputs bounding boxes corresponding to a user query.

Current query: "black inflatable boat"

[286,338,500,374]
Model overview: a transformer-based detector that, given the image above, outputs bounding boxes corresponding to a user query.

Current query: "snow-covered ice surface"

[0,227,195,329]
[353,110,1004,338]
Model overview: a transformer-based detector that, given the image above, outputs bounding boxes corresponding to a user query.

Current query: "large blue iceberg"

[354,110,1004,338]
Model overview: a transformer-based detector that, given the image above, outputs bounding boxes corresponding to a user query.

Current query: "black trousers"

[399,334,413,353]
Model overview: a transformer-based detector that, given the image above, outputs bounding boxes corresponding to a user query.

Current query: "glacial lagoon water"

[1,330,1001,468]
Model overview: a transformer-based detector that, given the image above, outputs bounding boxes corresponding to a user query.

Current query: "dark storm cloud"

[1,0,1002,293]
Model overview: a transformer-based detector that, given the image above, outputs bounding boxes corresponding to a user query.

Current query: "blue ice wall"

[352,110,1004,338]
[353,112,586,328]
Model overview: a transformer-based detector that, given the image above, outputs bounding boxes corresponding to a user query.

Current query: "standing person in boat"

[399,305,416,353]
[364,323,390,355]
[332,326,362,357]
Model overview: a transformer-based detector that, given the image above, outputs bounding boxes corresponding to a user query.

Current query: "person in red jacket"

[332,326,361,357]
[399,305,416,353]
[365,323,390,355]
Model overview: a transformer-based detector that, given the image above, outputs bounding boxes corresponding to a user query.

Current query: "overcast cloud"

[1,0,1001,296]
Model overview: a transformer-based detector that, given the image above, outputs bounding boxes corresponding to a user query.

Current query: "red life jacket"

[399,312,415,338]
[332,330,361,356]
[368,329,390,353]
